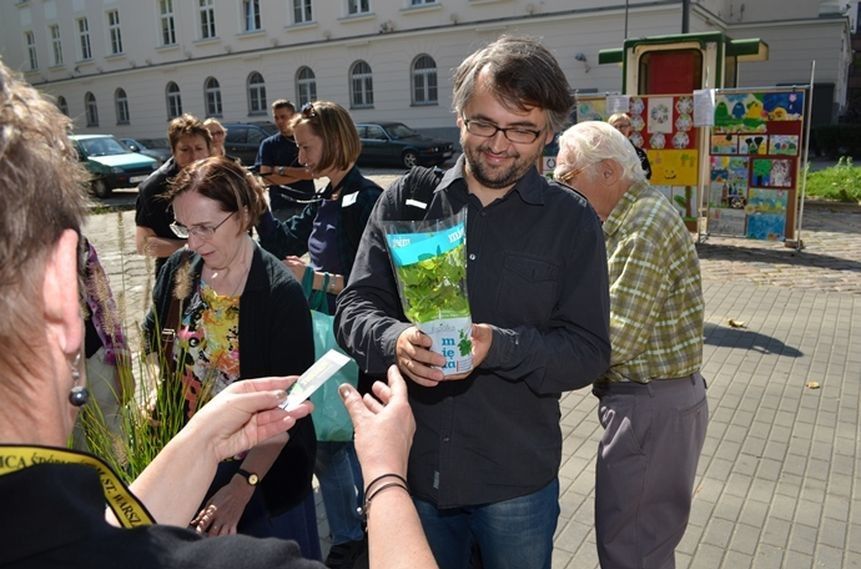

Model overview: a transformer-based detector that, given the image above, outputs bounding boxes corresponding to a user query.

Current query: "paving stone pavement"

[84,190,861,568]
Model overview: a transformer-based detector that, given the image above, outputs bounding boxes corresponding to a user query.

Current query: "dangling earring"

[68,353,89,407]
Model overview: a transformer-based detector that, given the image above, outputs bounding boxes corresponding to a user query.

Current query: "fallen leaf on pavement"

[728,319,746,328]
[805,381,820,389]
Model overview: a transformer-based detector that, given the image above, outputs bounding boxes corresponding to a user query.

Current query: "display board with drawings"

[575,93,700,227]
[707,90,805,241]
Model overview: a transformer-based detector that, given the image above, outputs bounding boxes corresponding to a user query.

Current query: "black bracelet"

[359,481,409,526]
[363,472,408,496]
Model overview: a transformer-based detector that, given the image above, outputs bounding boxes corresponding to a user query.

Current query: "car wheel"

[91,178,111,199]
[402,150,419,169]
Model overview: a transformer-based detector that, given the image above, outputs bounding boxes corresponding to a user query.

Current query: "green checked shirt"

[599,182,704,384]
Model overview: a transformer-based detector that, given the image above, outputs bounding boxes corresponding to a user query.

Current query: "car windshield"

[386,123,419,139]
[81,137,129,157]
[140,138,170,149]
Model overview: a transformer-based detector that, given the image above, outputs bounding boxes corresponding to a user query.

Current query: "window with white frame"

[25,31,38,70]
[247,71,267,114]
[115,88,130,124]
[166,81,183,119]
[295,66,317,106]
[410,0,436,5]
[411,54,438,105]
[77,18,92,60]
[49,24,63,66]
[199,0,216,39]
[204,77,223,117]
[293,0,312,24]
[243,0,261,32]
[107,10,123,54]
[350,60,373,108]
[159,0,177,46]
[57,95,69,116]
[347,0,370,15]
[85,92,99,127]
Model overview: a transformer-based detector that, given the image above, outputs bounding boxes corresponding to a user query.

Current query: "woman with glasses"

[204,118,242,165]
[608,112,652,180]
[256,100,383,569]
[142,156,320,555]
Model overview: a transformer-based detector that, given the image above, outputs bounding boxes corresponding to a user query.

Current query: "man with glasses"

[555,120,707,569]
[335,36,611,569]
[256,99,316,221]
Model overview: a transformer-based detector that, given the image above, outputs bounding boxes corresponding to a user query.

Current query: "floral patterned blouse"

[175,281,241,419]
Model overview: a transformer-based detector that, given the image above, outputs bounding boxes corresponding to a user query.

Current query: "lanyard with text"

[0,444,154,528]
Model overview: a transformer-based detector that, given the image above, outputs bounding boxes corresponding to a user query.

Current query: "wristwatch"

[236,468,260,486]
[277,166,286,176]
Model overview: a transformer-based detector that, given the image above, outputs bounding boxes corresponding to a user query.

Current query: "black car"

[222,122,278,167]
[119,137,172,165]
[356,122,454,168]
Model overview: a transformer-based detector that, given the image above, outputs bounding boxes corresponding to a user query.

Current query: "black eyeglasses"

[462,116,544,144]
[170,211,234,240]
[300,102,317,118]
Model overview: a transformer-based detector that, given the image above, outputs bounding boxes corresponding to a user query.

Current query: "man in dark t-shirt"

[256,99,316,221]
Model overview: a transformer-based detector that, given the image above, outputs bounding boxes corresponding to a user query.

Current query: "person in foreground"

[0,59,436,569]
[335,35,611,569]
[555,121,708,569]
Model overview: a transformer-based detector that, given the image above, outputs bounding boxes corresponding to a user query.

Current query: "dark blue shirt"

[256,132,316,210]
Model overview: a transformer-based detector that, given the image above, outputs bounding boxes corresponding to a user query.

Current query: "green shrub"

[804,157,861,203]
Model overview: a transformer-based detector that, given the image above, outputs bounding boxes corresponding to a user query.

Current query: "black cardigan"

[143,243,316,515]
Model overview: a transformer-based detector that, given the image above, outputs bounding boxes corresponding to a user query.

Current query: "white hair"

[555,120,646,184]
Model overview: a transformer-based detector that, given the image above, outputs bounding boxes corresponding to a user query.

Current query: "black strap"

[402,165,445,221]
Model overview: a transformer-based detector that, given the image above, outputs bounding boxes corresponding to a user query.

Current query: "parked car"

[119,137,172,165]
[222,121,278,167]
[356,122,454,168]
[70,134,158,198]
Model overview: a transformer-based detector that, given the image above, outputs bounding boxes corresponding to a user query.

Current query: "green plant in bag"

[395,243,470,323]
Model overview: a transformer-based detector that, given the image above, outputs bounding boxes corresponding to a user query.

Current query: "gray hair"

[452,35,573,132]
[555,120,646,184]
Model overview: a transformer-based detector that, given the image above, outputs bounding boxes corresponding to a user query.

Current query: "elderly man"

[555,120,708,569]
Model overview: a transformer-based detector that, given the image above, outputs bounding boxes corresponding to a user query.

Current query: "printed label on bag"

[418,316,473,376]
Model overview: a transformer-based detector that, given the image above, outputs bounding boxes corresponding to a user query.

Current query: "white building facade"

[0,0,851,141]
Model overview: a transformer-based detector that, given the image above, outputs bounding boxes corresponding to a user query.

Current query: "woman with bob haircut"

[256,100,383,567]
[143,156,320,553]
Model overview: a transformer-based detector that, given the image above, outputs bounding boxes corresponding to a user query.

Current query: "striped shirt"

[599,182,704,383]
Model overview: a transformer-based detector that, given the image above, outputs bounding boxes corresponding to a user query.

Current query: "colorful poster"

[711,135,738,155]
[576,98,607,122]
[649,149,698,186]
[768,135,799,156]
[762,92,804,120]
[752,158,793,187]
[710,156,749,209]
[747,188,788,214]
[648,97,673,134]
[708,208,746,236]
[739,134,769,155]
[746,213,786,240]
[714,93,767,133]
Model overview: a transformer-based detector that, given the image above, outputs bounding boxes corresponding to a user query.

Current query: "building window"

[115,88,130,125]
[293,0,312,24]
[410,0,436,5]
[204,77,223,117]
[85,92,99,127]
[243,0,261,32]
[166,81,183,119]
[57,95,69,116]
[295,66,317,106]
[411,54,437,105]
[347,0,370,15]
[77,18,92,61]
[159,0,177,46]
[247,71,267,114]
[107,10,123,54]
[199,0,216,39]
[25,31,38,70]
[49,24,63,66]
[350,60,373,108]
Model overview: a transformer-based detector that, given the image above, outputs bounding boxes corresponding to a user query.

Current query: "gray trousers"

[593,373,708,569]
